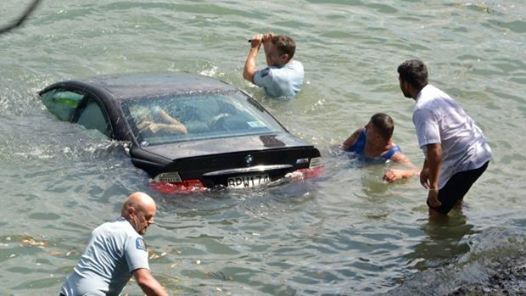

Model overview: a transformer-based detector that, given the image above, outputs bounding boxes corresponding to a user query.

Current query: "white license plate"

[227,174,270,188]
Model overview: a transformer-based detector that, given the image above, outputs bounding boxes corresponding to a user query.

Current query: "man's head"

[367,113,394,142]
[266,35,296,67]
[122,192,157,235]
[397,59,428,98]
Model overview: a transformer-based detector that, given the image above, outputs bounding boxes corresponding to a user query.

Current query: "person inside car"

[134,105,187,135]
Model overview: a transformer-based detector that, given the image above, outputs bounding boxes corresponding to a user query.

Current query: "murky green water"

[1,0,525,295]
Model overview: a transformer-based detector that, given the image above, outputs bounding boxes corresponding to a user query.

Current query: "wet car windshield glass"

[122,91,285,145]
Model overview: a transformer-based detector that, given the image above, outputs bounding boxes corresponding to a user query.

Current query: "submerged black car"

[39,72,321,191]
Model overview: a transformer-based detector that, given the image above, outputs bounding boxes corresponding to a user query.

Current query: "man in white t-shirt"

[243,33,304,98]
[397,59,492,216]
[60,192,168,296]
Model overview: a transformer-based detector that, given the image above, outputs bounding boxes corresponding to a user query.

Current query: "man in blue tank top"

[342,113,419,182]
[60,192,168,296]
[243,33,304,98]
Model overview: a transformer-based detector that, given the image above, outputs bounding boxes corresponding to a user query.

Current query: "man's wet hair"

[272,35,296,60]
[370,113,394,141]
[397,59,428,90]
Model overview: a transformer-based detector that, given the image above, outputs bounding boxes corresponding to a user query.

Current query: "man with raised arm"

[243,33,304,98]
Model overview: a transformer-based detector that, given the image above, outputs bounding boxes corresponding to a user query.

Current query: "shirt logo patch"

[260,68,270,78]
[136,237,146,251]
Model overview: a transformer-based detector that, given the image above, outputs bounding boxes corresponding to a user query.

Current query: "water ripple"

[1,0,526,294]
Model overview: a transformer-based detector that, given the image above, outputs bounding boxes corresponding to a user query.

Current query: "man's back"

[413,84,492,187]
[254,60,304,98]
[61,218,149,296]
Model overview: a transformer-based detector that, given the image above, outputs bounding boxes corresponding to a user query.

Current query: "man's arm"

[243,35,263,83]
[423,143,442,207]
[423,143,442,189]
[383,152,419,183]
[262,32,273,65]
[133,268,169,296]
[341,128,362,150]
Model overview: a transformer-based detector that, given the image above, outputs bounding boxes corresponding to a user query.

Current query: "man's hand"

[420,167,431,188]
[249,34,263,48]
[383,169,403,183]
[262,32,273,43]
[427,189,441,208]
[133,268,169,296]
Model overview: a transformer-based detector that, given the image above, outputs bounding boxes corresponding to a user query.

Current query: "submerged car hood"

[139,133,312,160]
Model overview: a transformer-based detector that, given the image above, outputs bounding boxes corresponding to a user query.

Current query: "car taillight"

[286,157,324,181]
[150,179,206,194]
[292,166,324,179]
[309,157,322,169]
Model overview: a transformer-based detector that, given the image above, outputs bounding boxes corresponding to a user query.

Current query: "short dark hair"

[397,59,428,90]
[370,113,394,141]
[272,35,296,60]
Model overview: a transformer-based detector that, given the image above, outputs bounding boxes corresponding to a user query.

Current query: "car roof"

[80,72,238,100]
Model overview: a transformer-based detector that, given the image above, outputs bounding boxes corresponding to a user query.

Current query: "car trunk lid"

[140,133,309,159]
[134,133,320,188]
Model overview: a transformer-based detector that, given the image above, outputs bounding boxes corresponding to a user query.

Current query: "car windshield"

[122,91,285,146]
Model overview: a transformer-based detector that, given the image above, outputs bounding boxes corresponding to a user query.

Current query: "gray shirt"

[61,217,150,296]
[254,60,304,98]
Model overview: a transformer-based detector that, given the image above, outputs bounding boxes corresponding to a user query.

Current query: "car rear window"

[122,91,285,146]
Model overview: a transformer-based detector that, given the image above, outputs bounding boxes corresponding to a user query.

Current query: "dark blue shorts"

[428,161,489,214]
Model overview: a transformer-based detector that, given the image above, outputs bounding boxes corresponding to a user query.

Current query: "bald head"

[121,192,156,216]
[122,192,157,234]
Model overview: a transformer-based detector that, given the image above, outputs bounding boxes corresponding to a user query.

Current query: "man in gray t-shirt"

[60,192,168,296]
[243,33,304,98]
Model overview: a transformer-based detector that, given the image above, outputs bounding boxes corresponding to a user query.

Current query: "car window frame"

[72,93,114,138]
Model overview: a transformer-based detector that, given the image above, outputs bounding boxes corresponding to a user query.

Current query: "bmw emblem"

[245,154,253,166]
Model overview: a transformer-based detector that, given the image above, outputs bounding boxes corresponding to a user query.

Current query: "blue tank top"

[345,129,400,161]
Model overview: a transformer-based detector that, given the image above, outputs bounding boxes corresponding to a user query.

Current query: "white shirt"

[61,217,150,296]
[253,60,304,98]
[413,84,492,188]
